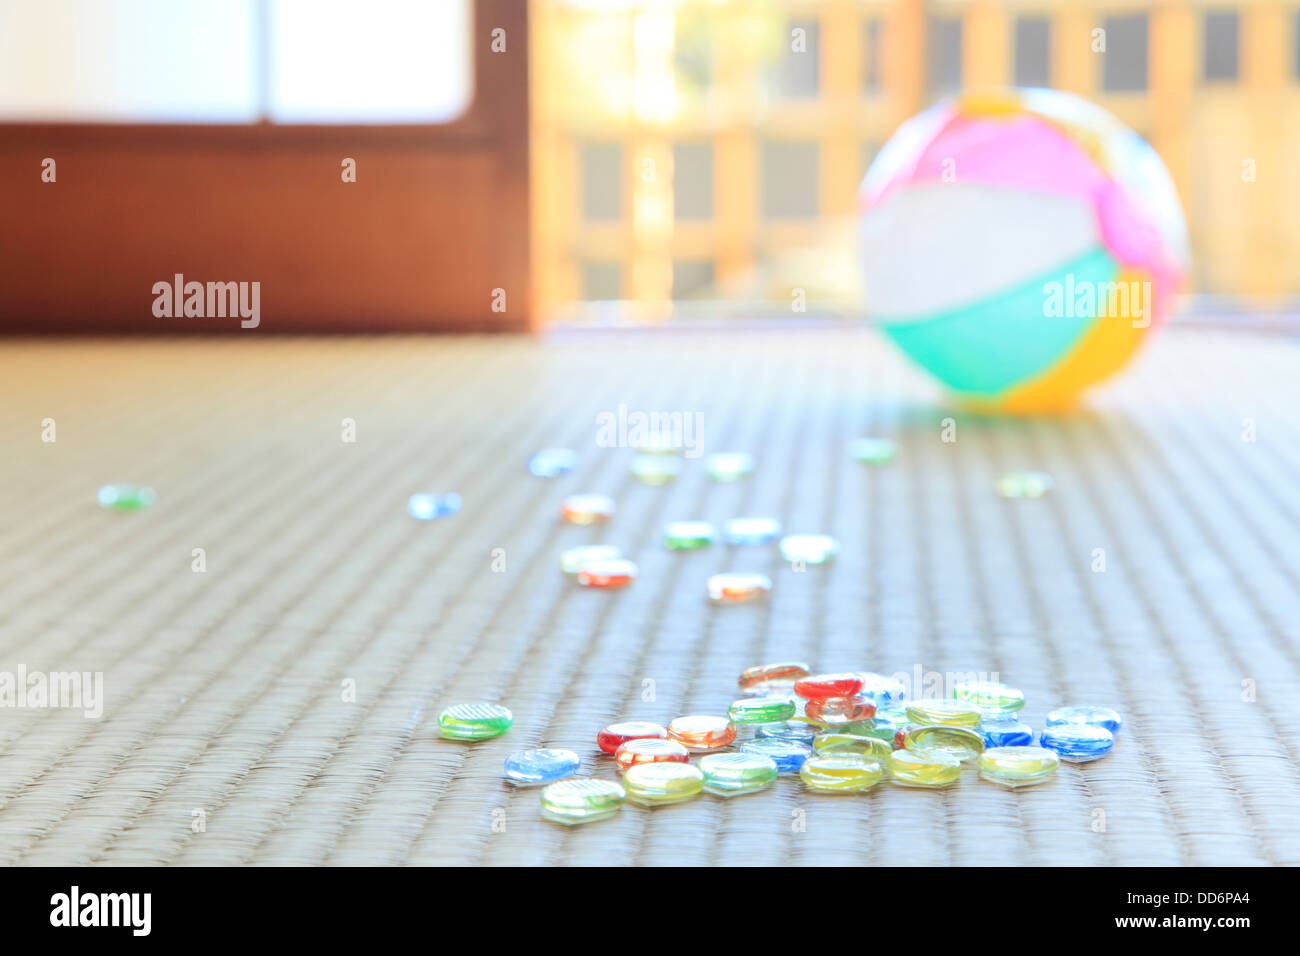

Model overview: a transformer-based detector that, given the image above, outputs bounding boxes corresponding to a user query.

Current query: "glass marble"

[1045,705,1123,734]
[905,699,982,728]
[738,661,810,694]
[623,761,705,806]
[707,572,772,604]
[559,544,621,575]
[996,471,1054,499]
[888,748,962,789]
[614,737,691,772]
[799,753,885,793]
[979,746,1060,788]
[705,452,755,482]
[728,696,797,725]
[740,737,813,773]
[630,454,682,485]
[663,520,718,551]
[814,733,892,763]
[700,752,778,796]
[779,534,839,566]
[408,493,461,520]
[804,695,877,724]
[540,778,625,825]
[1039,724,1115,763]
[795,673,865,701]
[438,702,513,741]
[561,493,615,525]
[503,748,580,786]
[904,725,986,762]
[576,558,638,589]
[528,448,579,478]
[953,680,1026,719]
[597,720,669,755]
[97,484,156,510]
[631,434,684,456]
[756,721,818,744]
[981,720,1035,748]
[835,716,902,743]
[856,673,908,707]
[850,437,897,465]
[724,517,783,546]
[667,715,737,752]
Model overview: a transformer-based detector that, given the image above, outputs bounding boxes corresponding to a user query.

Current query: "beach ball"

[859,89,1188,411]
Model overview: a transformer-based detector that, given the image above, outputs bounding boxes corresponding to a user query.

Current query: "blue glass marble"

[1039,724,1114,763]
[856,672,907,707]
[755,721,818,744]
[408,493,462,520]
[740,737,814,773]
[982,720,1035,748]
[529,448,579,478]
[1045,705,1123,734]
[503,748,581,786]
[723,517,783,546]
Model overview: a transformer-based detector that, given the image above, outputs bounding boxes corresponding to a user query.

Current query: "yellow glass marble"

[996,471,1053,498]
[623,761,706,806]
[630,454,682,485]
[904,725,986,762]
[813,733,893,763]
[905,699,982,728]
[540,778,626,825]
[979,746,1060,788]
[888,748,962,789]
[799,753,885,793]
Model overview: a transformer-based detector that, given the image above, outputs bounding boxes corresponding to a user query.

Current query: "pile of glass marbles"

[436,663,1121,827]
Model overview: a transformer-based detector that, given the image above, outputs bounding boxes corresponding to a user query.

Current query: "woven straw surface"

[1,327,1298,866]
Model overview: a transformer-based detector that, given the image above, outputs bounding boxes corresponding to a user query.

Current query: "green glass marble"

[996,471,1053,499]
[705,452,755,482]
[905,699,982,728]
[699,752,778,797]
[540,778,626,825]
[438,702,513,740]
[979,746,1060,788]
[728,696,797,725]
[849,437,896,465]
[953,680,1026,719]
[663,520,718,551]
[904,725,986,762]
[888,748,962,789]
[834,716,902,742]
[630,454,682,485]
[623,761,705,806]
[97,484,156,510]
[813,733,892,763]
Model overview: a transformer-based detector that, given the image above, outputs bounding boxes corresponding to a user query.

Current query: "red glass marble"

[804,695,877,723]
[794,673,865,700]
[597,720,669,755]
[614,737,691,772]
[738,661,810,694]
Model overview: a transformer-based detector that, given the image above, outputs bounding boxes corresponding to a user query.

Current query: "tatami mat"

[0,325,1298,865]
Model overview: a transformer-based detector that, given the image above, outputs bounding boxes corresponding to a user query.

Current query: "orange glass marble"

[561,494,615,525]
[576,558,637,589]
[614,737,691,772]
[738,661,811,694]
[667,715,737,753]
[804,695,877,723]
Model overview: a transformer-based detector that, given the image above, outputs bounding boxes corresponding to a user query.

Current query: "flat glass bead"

[503,748,581,786]
[779,534,839,566]
[705,452,755,482]
[813,733,892,763]
[888,748,962,789]
[727,696,797,725]
[699,752,778,796]
[614,737,691,772]
[528,447,579,478]
[629,454,682,485]
[707,572,772,604]
[597,720,669,755]
[723,517,783,546]
[631,434,683,455]
[982,720,1035,748]
[804,695,877,724]
[561,493,615,525]
[576,558,638,589]
[667,715,737,752]
[559,544,621,575]
[799,753,884,793]
[663,520,718,551]
[1045,705,1123,734]
[979,746,1060,788]
[623,761,705,806]
[953,680,1026,719]
[850,437,897,465]
[856,673,908,706]
[740,737,812,773]
[794,673,865,700]
[408,493,461,520]
[97,484,156,510]
[905,699,982,728]
[1039,724,1115,763]
[756,721,818,744]
[540,778,625,825]
[997,471,1054,498]
[904,725,986,762]
[835,716,902,742]
[738,661,810,694]
[438,702,513,741]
